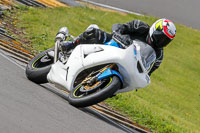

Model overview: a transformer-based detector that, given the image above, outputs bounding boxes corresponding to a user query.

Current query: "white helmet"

[147,18,176,48]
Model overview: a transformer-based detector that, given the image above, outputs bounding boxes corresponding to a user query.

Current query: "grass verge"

[7,5,200,133]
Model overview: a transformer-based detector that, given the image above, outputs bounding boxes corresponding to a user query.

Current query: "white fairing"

[47,41,151,94]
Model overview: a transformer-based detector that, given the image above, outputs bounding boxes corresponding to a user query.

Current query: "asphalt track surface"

[89,0,200,30]
[0,51,125,133]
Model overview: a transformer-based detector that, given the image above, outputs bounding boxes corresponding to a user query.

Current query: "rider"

[61,18,176,76]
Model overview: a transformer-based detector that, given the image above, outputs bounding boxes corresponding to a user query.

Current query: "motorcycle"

[26,27,156,107]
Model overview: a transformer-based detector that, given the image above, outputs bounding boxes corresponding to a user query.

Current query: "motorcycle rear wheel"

[25,48,54,84]
[68,76,121,107]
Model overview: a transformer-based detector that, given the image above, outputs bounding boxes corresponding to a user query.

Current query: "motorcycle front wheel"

[26,48,54,84]
[68,76,121,107]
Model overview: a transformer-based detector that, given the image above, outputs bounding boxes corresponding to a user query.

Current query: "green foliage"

[13,5,200,132]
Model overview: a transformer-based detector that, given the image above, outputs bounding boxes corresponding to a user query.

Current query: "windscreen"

[136,40,156,71]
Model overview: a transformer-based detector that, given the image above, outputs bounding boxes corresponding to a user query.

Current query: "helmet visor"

[152,30,171,48]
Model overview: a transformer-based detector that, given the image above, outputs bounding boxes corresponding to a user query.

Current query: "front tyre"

[26,48,54,84]
[68,76,121,107]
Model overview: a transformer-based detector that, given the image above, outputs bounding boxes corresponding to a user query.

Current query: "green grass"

[10,5,200,132]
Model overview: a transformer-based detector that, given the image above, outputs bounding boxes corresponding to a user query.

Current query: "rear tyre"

[26,48,54,84]
[68,76,121,107]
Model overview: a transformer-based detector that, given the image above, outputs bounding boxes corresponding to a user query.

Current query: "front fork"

[54,40,60,63]
[54,27,71,63]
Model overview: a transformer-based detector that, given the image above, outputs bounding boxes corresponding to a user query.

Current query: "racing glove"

[77,28,112,44]
[112,32,133,48]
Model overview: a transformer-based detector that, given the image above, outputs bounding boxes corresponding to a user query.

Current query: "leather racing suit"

[111,20,163,76]
[68,20,163,76]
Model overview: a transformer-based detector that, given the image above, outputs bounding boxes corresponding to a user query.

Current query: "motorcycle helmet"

[147,18,176,48]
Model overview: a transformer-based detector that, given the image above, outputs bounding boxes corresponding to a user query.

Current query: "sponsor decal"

[134,45,137,55]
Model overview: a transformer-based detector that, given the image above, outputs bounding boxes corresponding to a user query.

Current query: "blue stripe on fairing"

[97,68,124,84]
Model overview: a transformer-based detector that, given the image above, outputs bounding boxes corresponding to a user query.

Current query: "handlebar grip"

[55,27,69,42]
